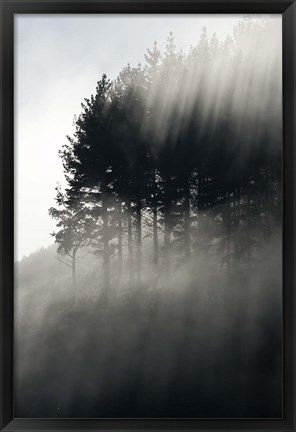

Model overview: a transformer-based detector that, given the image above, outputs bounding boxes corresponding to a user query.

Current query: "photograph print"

[14,14,282,419]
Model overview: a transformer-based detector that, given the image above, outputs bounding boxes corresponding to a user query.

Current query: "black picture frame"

[1,0,295,430]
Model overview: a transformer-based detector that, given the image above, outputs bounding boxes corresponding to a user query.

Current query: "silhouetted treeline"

[49,18,282,296]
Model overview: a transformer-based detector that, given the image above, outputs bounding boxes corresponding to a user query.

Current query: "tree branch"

[56,256,72,268]
[76,251,90,263]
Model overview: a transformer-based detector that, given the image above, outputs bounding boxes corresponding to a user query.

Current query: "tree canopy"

[49,19,282,297]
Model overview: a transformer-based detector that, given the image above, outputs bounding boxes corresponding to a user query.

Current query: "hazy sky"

[14,14,262,261]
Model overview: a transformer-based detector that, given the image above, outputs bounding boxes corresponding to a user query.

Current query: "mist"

[14,16,282,419]
[139,17,281,158]
[14,230,282,418]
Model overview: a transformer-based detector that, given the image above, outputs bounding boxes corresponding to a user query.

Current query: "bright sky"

[14,14,261,261]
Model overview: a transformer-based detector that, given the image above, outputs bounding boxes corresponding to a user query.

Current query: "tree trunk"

[152,167,159,267]
[264,167,272,239]
[118,199,123,279]
[127,199,134,284]
[184,179,191,259]
[226,192,232,271]
[234,184,241,261]
[246,184,251,262]
[153,207,158,267]
[136,198,142,283]
[72,248,77,304]
[197,167,206,252]
[164,211,171,276]
[102,193,110,298]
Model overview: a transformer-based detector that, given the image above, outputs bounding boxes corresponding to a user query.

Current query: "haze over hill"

[15,15,282,419]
